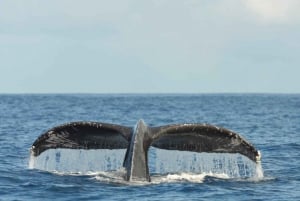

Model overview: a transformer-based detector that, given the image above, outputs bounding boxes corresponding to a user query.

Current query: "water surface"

[0,94,299,200]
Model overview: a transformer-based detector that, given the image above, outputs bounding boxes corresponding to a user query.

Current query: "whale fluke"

[30,120,261,182]
[150,124,260,162]
[31,121,132,157]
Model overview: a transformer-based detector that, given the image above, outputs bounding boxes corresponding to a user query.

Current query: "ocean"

[0,94,299,200]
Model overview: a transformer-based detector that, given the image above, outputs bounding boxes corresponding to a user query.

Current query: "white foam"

[151,172,230,184]
[91,171,232,185]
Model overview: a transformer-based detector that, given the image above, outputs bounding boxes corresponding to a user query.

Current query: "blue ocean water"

[0,94,299,200]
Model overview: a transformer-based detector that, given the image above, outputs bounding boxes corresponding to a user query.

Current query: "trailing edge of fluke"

[30,119,261,182]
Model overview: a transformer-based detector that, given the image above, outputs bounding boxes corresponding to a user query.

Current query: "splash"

[149,147,264,179]
[29,147,264,183]
[29,149,126,173]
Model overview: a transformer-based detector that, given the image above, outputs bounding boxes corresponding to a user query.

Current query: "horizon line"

[0,92,299,95]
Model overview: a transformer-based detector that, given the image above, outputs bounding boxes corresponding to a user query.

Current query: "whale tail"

[30,120,261,181]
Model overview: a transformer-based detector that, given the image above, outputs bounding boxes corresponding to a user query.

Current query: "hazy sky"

[1,0,299,93]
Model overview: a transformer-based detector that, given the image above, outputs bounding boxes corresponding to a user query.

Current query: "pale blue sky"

[1,0,299,93]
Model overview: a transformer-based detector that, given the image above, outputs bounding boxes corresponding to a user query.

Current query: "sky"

[0,0,300,93]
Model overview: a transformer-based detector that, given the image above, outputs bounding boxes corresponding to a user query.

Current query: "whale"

[30,119,261,182]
